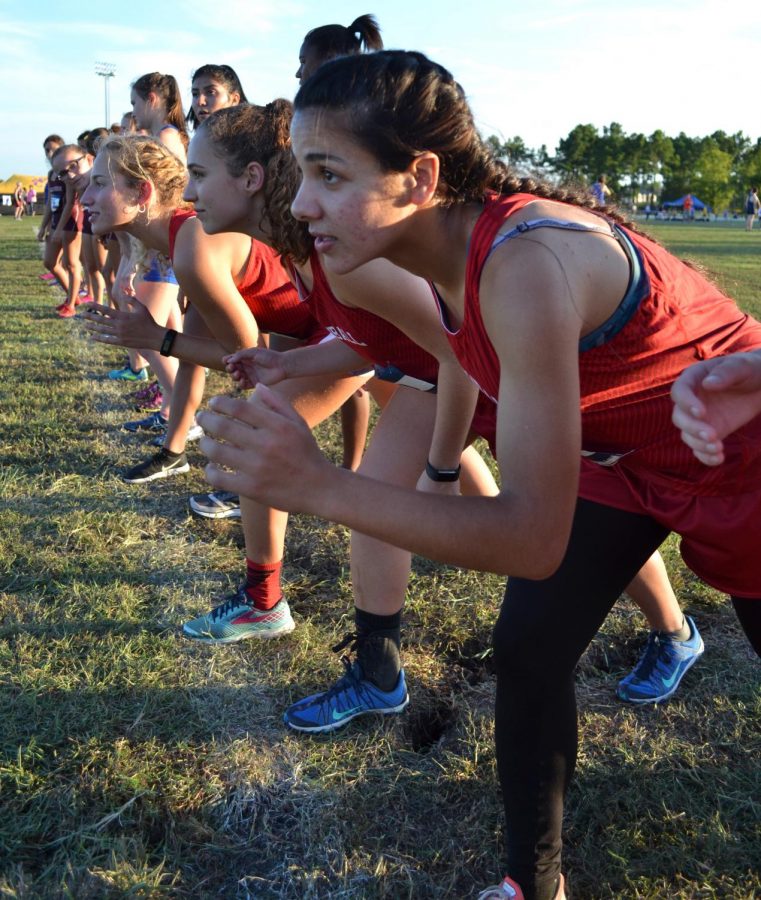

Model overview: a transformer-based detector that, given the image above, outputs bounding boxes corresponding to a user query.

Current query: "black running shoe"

[123,449,189,484]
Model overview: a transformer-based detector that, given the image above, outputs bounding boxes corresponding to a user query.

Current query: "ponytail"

[301,14,383,63]
[132,72,189,148]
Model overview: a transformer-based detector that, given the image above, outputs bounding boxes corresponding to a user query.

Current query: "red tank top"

[303,250,439,382]
[439,192,761,493]
[167,209,320,340]
[299,251,496,446]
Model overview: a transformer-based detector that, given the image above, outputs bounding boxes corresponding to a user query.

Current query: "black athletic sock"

[354,607,402,692]
[661,615,690,642]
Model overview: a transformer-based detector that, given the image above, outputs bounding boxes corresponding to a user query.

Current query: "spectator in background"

[13,182,25,220]
[745,186,760,231]
[26,185,37,216]
[683,192,694,220]
[590,174,611,206]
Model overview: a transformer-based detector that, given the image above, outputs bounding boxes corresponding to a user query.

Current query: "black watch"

[425,460,461,482]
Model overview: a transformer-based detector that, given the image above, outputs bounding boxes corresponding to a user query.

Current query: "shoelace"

[210,588,249,621]
[631,632,673,680]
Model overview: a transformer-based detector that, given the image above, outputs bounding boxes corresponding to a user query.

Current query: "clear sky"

[2,0,759,177]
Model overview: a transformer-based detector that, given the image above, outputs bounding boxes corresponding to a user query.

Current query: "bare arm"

[197,240,584,577]
[84,221,262,371]
[329,259,480,473]
[225,339,373,390]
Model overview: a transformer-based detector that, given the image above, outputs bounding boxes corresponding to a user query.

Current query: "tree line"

[487,124,761,212]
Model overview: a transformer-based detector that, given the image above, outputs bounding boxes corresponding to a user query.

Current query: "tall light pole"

[95,61,116,127]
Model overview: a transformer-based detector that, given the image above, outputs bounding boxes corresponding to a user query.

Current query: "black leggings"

[492,499,761,900]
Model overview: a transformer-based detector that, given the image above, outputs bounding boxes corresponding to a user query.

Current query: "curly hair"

[97,135,190,273]
[294,50,638,231]
[198,101,312,263]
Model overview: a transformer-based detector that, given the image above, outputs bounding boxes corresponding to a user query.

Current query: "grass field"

[1,215,759,899]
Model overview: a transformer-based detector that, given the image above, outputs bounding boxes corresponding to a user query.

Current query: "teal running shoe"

[617,615,704,704]
[109,364,149,382]
[182,587,294,643]
[284,658,409,733]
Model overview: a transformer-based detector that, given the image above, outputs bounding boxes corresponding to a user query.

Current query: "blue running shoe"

[284,658,409,733]
[617,615,704,704]
[123,411,168,433]
[109,364,149,382]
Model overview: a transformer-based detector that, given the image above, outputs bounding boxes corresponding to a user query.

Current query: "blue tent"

[662,195,711,212]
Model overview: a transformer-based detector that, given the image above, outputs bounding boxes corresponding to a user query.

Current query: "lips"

[312,233,336,253]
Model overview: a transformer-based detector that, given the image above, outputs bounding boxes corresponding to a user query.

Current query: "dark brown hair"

[132,72,189,147]
[198,101,311,263]
[301,14,382,62]
[294,50,636,228]
[186,64,249,129]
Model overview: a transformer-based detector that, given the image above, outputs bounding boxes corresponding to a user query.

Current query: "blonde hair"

[97,134,190,272]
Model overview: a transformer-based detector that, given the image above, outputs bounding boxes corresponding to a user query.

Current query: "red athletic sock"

[244,558,283,610]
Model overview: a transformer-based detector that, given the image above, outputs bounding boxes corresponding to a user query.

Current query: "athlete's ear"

[136,179,153,207]
[242,161,265,195]
[405,152,439,207]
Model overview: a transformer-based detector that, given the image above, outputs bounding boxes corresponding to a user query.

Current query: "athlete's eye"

[321,168,339,185]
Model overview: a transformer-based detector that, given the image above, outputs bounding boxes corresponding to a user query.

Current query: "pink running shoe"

[477,874,565,900]
[57,305,76,318]
[132,381,163,411]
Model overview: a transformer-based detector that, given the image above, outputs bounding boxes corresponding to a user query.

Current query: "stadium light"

[95,62,116,127]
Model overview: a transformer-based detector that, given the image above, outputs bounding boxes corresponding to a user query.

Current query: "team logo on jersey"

[326,325,368,347]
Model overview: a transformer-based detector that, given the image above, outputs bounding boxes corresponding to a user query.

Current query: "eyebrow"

[303,152,346,165]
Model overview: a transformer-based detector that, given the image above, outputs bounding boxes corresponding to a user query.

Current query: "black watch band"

[425,460,461,482]
[160,329,178,357]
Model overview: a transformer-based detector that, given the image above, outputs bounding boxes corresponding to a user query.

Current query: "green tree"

[691,143,734,212]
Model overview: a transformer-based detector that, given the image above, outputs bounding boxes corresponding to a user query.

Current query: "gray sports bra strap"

[490,217,615,254]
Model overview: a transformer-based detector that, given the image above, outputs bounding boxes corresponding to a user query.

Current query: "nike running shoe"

[109,364,149,382]
[617,615,704,704]
[283,658,408,734]
[122,448,189,484]
[148,421,202,448]
[57,305,76,318]
[182,587,294,643]
[189,490,241,519]
[123,411,168,433]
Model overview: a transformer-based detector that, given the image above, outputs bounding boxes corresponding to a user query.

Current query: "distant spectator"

[13,182,25,221]
[683,192,694,220]
[590,174,611,206]
[119,111,138,134]
[644,203,653,220]
[25,185,37,216]
[745,186,760,231]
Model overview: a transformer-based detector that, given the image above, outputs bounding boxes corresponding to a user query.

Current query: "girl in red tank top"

[187,101,692,744]
[176,100,499,729]
[80,130,376,653]
[196,52,761,900]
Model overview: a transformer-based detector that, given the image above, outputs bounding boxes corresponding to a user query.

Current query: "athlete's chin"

[195,212,220,235]
[317,250,365,277]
